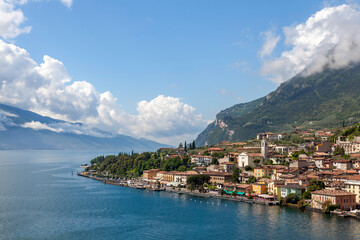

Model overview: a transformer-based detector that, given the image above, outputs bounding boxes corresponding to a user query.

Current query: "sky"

[0,0,359,145]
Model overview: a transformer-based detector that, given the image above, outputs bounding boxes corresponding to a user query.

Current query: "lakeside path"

[77,172,360,219]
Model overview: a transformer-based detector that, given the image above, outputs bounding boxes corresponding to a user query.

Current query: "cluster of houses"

[143,130,360,211]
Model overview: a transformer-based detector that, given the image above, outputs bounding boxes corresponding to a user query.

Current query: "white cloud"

[258,30,280,59]
[133,95,207,139]
[0,40,207,144]
[21,121,63,133]
[0,0,31,39]
[260,4,360,83]
[0,0,74,39]
[0,109,17,117]
[60,0,72,8]
[0,108,17,130]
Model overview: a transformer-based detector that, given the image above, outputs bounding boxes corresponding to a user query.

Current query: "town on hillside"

[81,124,360,217]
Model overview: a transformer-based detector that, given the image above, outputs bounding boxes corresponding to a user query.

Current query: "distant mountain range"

[196,64,360,146]
[0,103,170,151]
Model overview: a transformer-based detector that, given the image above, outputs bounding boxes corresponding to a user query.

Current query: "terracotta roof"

[207,147,222,151]
[204,171,232,176]
[312,189,356,196]
[349,175,360,181]
[281,184,306,189]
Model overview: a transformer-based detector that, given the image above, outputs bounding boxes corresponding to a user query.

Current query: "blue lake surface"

[0,150,359,240]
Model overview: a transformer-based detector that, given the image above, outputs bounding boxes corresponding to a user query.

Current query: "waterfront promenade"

[77,172,360,219]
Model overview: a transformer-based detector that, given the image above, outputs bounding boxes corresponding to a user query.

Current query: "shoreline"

[77,172,360,219]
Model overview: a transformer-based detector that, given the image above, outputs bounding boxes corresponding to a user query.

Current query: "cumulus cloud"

[0,40,207,144]
[0,0,31,39]
[0,0,74,39]
[133,95,206,138]
[260,4,360,83]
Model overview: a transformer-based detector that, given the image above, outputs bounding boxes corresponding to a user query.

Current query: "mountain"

[0,103,170,151]
[196,64,360,146]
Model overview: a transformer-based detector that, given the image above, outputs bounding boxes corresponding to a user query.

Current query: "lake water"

[0,150,359,240]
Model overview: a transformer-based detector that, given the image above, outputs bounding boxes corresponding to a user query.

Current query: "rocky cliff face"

[196,64,360,146]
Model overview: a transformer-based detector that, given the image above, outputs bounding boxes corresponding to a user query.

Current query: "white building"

[191,155,213,165]
[238,152,263,168]
[336,136,360,154]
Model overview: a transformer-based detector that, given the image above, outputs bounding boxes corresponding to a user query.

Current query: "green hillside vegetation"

[342,123,360,139]
[88,152,192,178]
[196,64,360,146]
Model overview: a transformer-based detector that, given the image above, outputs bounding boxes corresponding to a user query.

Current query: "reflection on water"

[0,150,359,240]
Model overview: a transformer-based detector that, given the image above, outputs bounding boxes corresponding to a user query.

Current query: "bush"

[246,176,257,184]
[297,199,305,208]
[244,165,253,171]
[286,193,300,204]
[326,204,339,213]
[302,191,311,199]
[322,200,339,213]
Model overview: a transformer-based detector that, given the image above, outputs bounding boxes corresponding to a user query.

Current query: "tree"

[286,193,300,204]
[291,152,299,160]
[184,141,187,152]
[188,184,195,192]
[211,158,219,165]
[307,180,325,192]
[178,166,187,172]
[178,142,183,148]
[302,191,311,199]
[212,152,224,159]
[321,200,332,213]
[246,176,256,184]
[253,159,261,166]
[232,167,240,183]
[187,175,210,190]
[192,140,196,149]
[244,165,253,171]
[333,146,345,156]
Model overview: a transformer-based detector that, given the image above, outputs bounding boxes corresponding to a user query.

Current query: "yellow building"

[267,180,284,198]
[143,169,160,180]
[254,165,287,178]
[251,182,267,194]
[254,167,271,178]
[345,175,360,203]
[254,165,286,178]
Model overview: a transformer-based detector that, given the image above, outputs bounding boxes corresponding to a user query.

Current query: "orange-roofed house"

[207,147,223,154]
